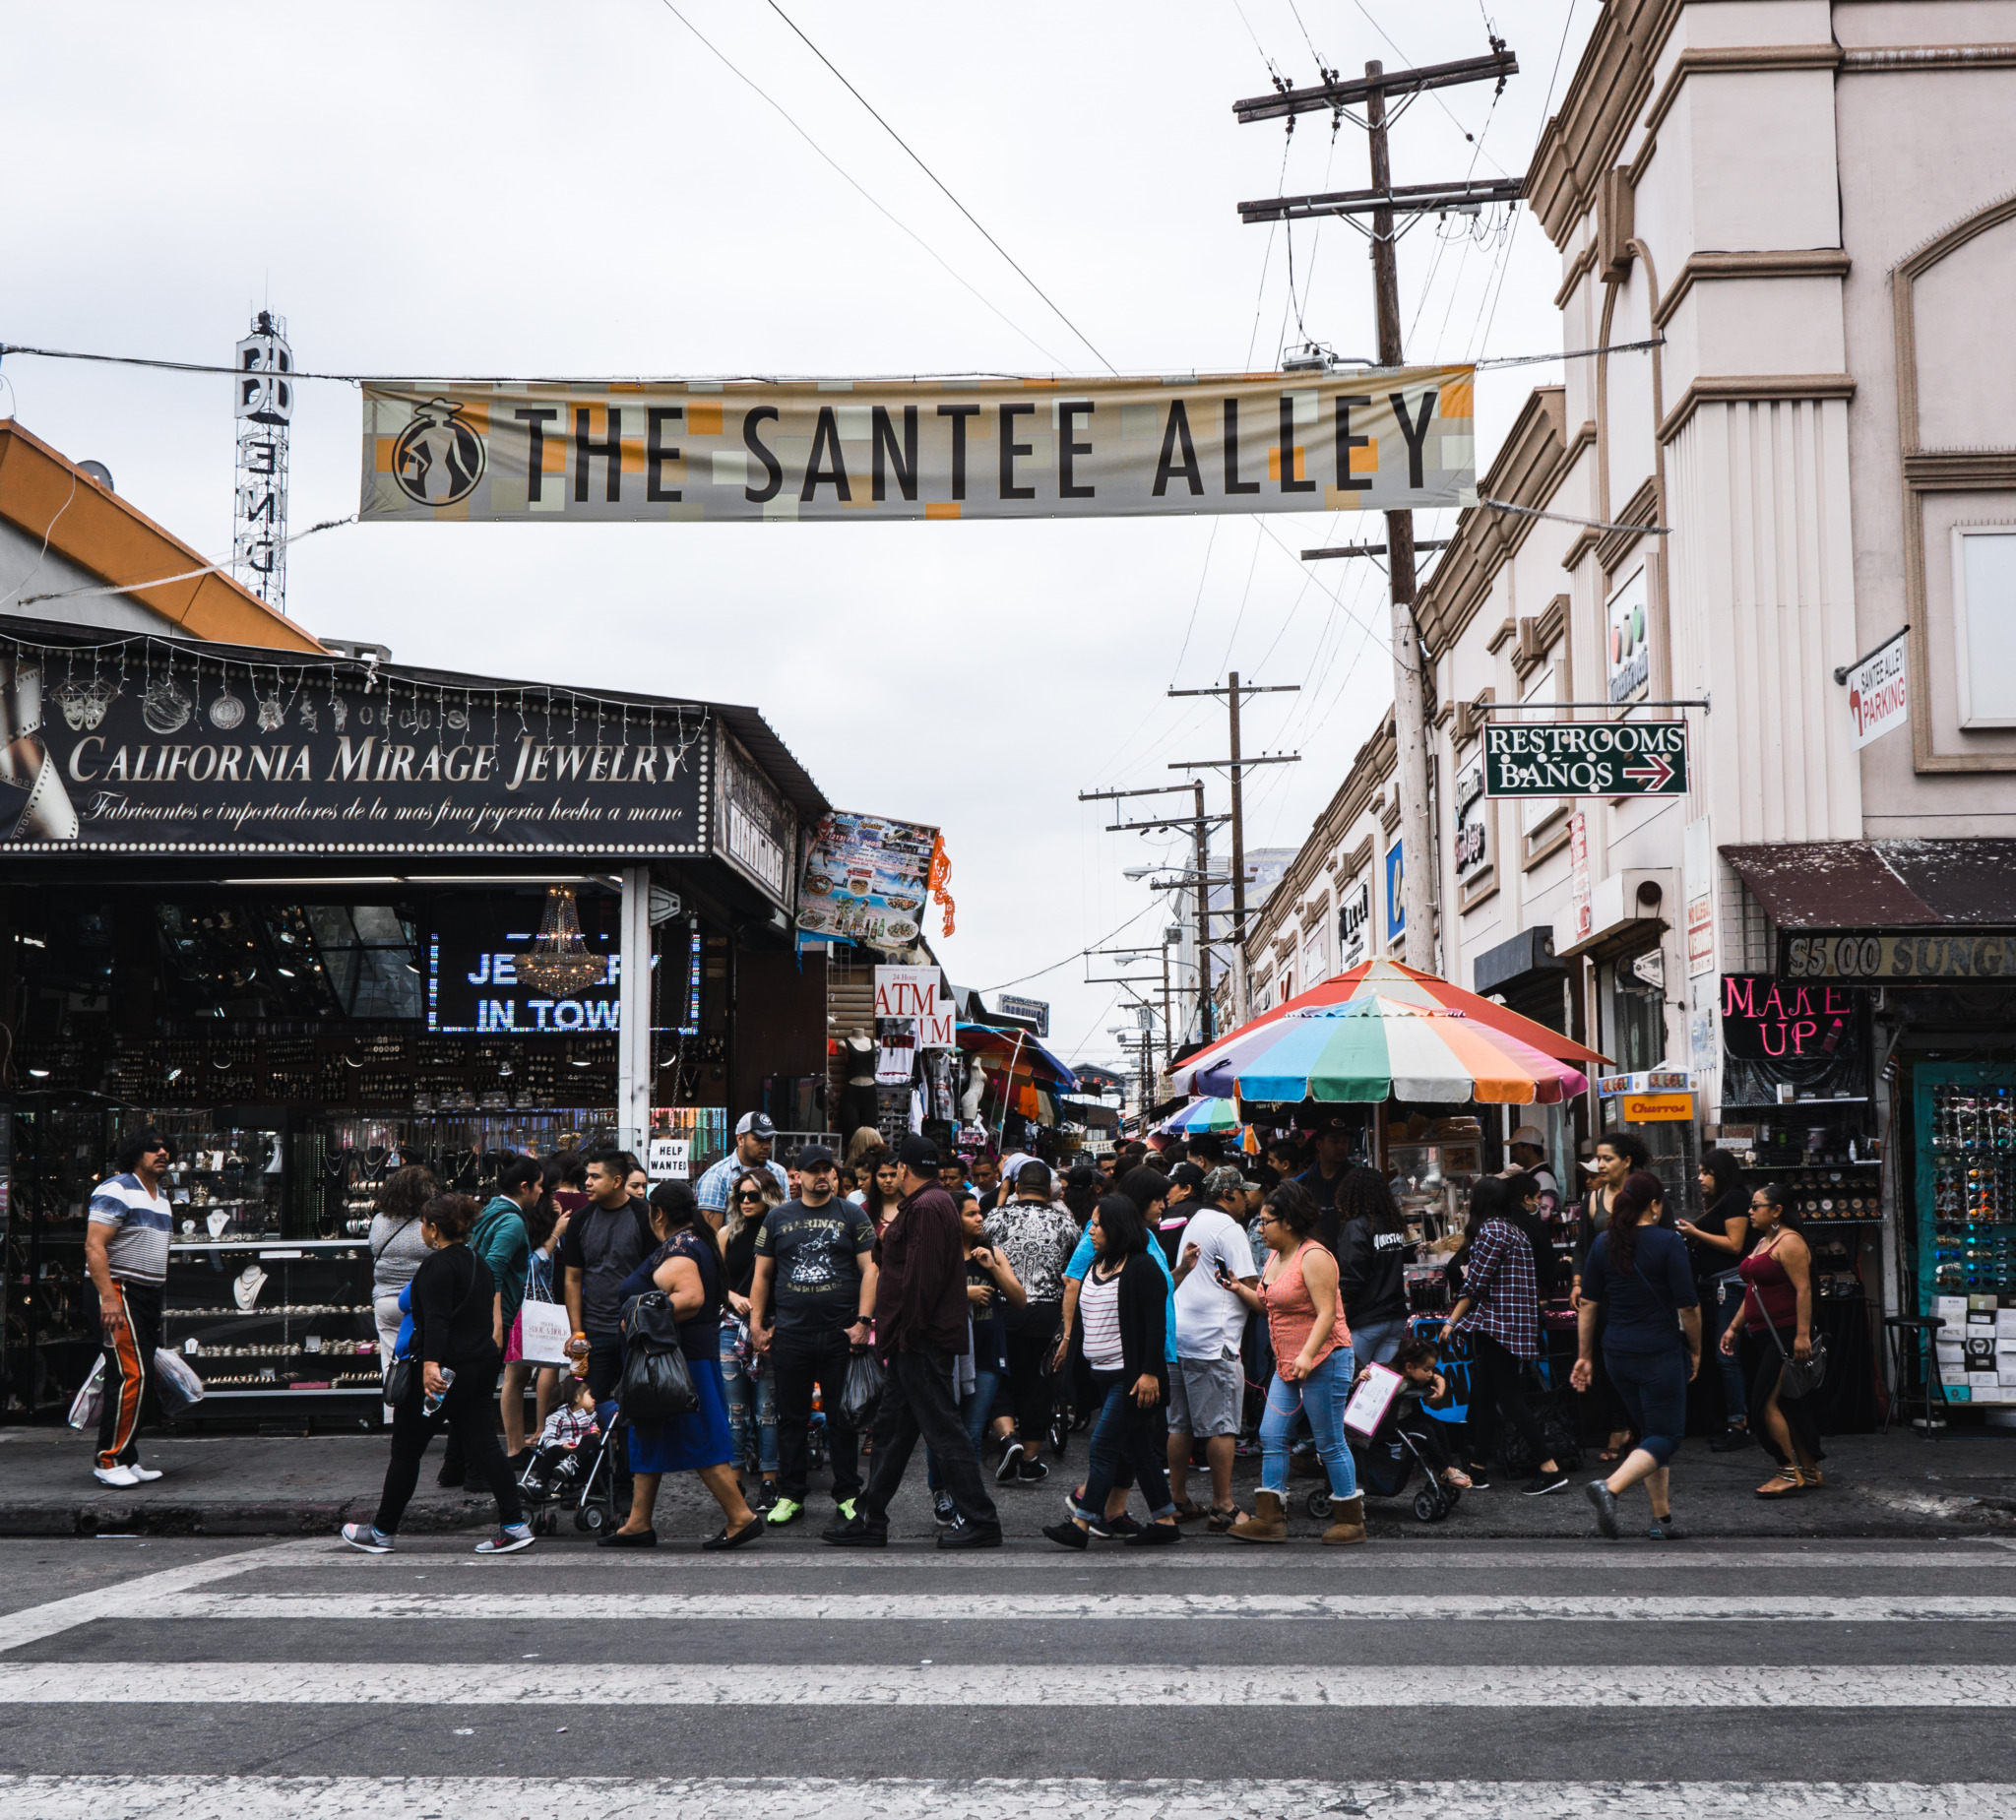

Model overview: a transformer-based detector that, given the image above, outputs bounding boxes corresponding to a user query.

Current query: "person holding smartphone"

[1167,1166,1260,1531]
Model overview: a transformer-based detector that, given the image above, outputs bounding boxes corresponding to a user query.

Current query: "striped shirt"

[693,1153,788,1215]
[1080,1269,1124,1370]
[88,1172,174,1285]
[1451,1219,1541,1359]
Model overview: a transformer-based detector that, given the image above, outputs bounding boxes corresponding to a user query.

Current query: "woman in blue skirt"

[600,1180,764,1551]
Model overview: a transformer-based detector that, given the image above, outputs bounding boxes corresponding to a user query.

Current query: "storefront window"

[1606,950,1666,1073]
[305,906,422,1019]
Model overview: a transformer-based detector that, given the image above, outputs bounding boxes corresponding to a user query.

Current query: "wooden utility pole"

[1231,44,1518,978]
[1168,672,1299,1021]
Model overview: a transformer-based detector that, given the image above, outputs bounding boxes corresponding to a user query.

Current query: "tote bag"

[520,1298,574,1368]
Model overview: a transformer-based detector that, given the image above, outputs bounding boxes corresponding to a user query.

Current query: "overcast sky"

[6,0,1590,1078]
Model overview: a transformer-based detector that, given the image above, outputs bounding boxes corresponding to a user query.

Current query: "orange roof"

[0,419,325,653]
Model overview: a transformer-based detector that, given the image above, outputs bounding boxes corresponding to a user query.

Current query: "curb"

[0,1495,498,1539]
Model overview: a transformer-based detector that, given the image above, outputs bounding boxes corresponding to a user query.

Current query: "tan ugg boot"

[1320,1493,1367,1545]
[1226,1489,1288,1542]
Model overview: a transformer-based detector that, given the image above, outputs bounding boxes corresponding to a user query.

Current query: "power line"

[980,899,1162,993]
[759,0,1116,375]
[651,0,1072,370]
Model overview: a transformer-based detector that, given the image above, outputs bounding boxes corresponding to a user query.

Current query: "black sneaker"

[1088,1512,1143,1539]
[1522,1470,1571,1496]
[1710,1425,1753,1454]
[994,1440,1025,1483]
[1463,1466,1492,1490]
[1042,1518,1090,1550]
[750,1479,781,1513]
[822,1513,888,1548]
[1585,1479,1620,1539]
[1124,1519,1183,1547]
[937,1518,1004,1550]
[932,1491,959,1529]
[1015,1459,1049,1484]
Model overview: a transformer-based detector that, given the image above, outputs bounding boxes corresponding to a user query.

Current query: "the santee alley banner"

[359,368,1476,524]
[0,640,707,858]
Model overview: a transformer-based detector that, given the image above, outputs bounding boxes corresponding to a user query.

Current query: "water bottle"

[423,1365,456,1416]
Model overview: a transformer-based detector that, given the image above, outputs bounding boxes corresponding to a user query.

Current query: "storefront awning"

[956,1023,1078,1092]
[1722,841,2016,928]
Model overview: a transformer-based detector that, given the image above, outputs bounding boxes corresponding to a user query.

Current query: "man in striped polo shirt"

[85,1130,176,1487]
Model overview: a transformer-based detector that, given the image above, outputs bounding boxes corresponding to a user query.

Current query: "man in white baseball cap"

[696,1111,789,1217]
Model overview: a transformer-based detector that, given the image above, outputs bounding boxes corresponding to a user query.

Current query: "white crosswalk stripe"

[4,1661,2016,1705]
[0,1778,2008,1820]
[130,1589,2016,1622]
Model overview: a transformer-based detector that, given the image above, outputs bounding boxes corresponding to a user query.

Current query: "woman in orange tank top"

[1222,1180,1364,1545]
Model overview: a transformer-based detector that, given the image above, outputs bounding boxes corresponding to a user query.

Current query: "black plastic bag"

[617,1291,700,1420]
[842,1349,886,1426]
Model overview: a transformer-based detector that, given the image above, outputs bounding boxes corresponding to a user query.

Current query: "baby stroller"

[1305,1368,1465,1526]
[522,1399,628,1537]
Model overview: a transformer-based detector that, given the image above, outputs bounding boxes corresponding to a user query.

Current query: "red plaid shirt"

[1452,1219,1540,1358]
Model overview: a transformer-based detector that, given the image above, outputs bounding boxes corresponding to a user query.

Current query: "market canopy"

[1172,992,1590,1106]
[957,1022,1078,1092]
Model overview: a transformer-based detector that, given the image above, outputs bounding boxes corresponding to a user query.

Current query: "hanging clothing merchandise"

[925,1047,958,1123]
[876,1017,917,1087]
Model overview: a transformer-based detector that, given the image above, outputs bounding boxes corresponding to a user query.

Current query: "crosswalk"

[3,1533,2015,1814]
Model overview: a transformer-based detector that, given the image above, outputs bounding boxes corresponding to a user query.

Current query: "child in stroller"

[1309,1339,1472,1525]
[518,1379,605,1507]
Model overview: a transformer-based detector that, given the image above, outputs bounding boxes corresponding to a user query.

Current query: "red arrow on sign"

[1620,753,1675,790]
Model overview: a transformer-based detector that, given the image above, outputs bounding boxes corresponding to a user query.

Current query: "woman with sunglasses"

[717,1169,785,1510]
[1723,1182,1824,1497]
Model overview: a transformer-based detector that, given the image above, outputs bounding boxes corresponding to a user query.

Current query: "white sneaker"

[127,1465,163,1482]
[93,1465,140,1488]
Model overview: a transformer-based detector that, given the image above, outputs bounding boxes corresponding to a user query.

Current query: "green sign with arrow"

[1481,721,1688,798]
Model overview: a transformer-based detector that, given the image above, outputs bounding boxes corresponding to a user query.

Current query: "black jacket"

[1068,1250,1170,1405]
[1335,1215,1412,1326]
[410,1244,497,1367]
[1507,1205,1562,1299]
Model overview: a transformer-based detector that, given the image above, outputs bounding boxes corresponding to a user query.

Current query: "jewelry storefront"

[0,620,825,1425]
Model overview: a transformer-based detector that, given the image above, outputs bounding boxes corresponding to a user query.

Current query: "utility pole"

[1080,784,1228,1043]
[1167,671,1299,1023]
[1231,44,1518,977]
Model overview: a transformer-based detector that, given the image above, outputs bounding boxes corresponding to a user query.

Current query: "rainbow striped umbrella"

[1174,992,1589,1106]
[1154,1097,1242,1136]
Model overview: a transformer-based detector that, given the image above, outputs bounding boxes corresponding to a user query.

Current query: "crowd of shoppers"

[83,1101,1837,1552]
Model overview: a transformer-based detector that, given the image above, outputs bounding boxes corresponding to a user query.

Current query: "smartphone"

[1213,1259,1235,1287]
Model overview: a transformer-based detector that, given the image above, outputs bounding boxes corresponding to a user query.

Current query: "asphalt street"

[2,1530,2015,1816]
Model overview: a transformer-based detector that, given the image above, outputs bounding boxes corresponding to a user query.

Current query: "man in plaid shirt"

[1440,1178,1569,1496]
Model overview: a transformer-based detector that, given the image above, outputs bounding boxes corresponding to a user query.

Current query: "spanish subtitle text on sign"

[358,369,1476,525]
[1482,721,1689,798]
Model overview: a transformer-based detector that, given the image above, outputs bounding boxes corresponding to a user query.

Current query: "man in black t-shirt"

[750,1146,877,1526]
[559,1149,655,1402]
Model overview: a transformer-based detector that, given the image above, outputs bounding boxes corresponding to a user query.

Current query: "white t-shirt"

[1171,1205,1258,1359]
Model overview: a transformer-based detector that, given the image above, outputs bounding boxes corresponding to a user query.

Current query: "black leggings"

[1002,1300,1061,1444]
[376,1354,524,1534]
[1740,1326,1825,1469]
[1467,1332,1552,1469]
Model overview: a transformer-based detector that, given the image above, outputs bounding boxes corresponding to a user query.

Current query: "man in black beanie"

[824,1133,1003,1549]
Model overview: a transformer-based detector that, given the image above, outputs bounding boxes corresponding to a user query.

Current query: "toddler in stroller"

[1311,1339,1472,1525]
[519,1380,606,1507]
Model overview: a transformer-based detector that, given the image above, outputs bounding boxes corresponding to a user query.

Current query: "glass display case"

[1915,1066,2016,1411]
[163,1238,379,1399]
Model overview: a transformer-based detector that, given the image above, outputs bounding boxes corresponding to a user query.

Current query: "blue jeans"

[1260,1347,1358,1499]
[929,1365,1003,1493]
[1074,1369,1176,1522]
[1707,1274,1748,1424]
[719,1325,779,1475]
[1349,1315,1409,1369]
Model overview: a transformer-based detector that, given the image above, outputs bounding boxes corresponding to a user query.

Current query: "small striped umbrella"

[1154,1097,1242,1136]
[1175,992,1589,1106]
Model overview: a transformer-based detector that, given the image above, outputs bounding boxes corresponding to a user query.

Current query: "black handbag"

[1743,1280,1829,1401]
[618,1290,700,1420]
[382,1355,415,1404]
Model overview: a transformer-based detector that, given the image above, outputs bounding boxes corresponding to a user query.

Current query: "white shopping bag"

[67,1354,106,1431]
[154,1348,206,1413]
[520,1298,574,1368]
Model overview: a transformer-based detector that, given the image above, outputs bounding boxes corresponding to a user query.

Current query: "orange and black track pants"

[96,1280,162,1470]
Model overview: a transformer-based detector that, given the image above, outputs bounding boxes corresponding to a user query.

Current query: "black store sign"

[0,639,708,857]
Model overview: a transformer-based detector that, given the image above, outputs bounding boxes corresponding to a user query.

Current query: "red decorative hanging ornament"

[928,835,956,937]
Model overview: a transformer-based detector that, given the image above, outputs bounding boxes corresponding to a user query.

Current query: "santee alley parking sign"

[1482,721,1689,798]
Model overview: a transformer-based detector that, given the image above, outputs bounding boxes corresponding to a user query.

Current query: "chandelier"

[516,887,608,996]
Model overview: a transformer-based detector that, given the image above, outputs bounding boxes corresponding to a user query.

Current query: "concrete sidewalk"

[5,1420,2016,1541]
